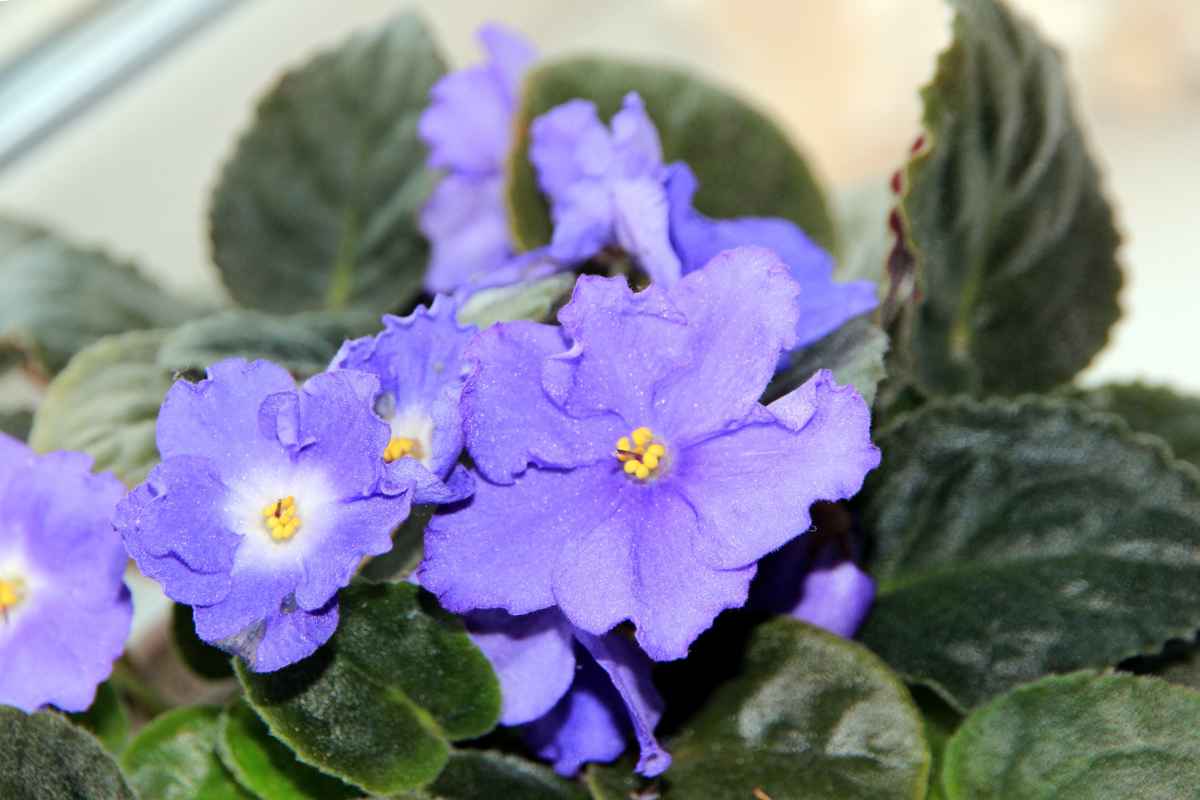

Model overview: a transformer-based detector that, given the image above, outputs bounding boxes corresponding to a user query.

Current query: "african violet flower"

[0,433,131,712]
[418,24,538,294]
[117,359,470,672]
[467,608,670,777]
[420,246,881,660]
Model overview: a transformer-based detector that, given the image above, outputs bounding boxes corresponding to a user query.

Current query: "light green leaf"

[120,706,252,800]
[210,14,445,312]
[942,672,1200,798]
[860,396,1200,711]
[895,0,1122,395]
[0,708,134,799]
[28,329,172,486]
[507,56,836,255]
[457,273,575,329]
[765,313,888,406]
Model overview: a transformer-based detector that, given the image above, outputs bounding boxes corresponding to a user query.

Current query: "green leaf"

[911,687,961,800]
[68,682,131,756]
[28,329,172,486]
[941,672,1200,798]
[0,409,32,442]
[217,700,358,800]
[1065,382,1200,471]
[860,396,1200,711]
[0,218,204,377]
[0,708,134,799]
[399,751,587,800]
[236,580,500,795]
[764,313,888,406]
[210,14,445,313]
[834,179,896,288]
[359,504,431,583]
[456,273,575,329]
[895,0,1122,395]
[171,603,234,681]
[507,56,836,255]
[158,309,381,377]
[592,619,929,800]
[120,706,252,799]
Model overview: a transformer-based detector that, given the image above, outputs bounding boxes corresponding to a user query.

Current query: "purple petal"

[420,174,514,295]
[576,630,671,777]
[465,608,577,725]
[249,598,339,673]
[547,182,615,264]
[193,562,300,645]
[608,93,664,179]
[610,178,682,285]
[478,24,537,105]
[530,100,613,199]
[680,370,880,570]
[461,321,621,483]
[293,370,391,499]
[753,532,876,638]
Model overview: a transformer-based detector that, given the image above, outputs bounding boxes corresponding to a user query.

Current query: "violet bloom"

[330,297,476,481]
[420,247,880,660]
[117,359,470,672]
[418,24,537,294]
[467,608,670,777]
[0,433,131,712]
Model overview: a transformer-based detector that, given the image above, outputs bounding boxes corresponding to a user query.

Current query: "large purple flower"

[420,247,880,660]
[466,608,670,777]
[0,434,131,712]
[418,24,538,294]
[116,359,470,672]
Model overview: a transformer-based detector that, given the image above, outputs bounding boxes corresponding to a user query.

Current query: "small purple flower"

[116,359,470,672]
[466,608,670,777]
[418,24,538,294]
[0,433,131,712]
[420,247,881,660]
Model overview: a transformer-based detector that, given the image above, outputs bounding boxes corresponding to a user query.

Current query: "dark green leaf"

[765,313,888,406]
[593,619,929,800]
[911,687,960,800]
[0,707,134,799]
[895,0,1122,395]
[456,273,575,329]
[0,218,205,377]
[236,580,500,795]
[507,56,836,255]
[158,309,381,377]
[68,682,130,756]
[120,706,252,799]
[0,409,32,442]
[217,700,358,800]
[860,396,1200,711]
[834,179,896,288]
[210,14,445,312]
[171,603,234,681]
[359,504,431,583]
[399,751,587,800]
[941,672,1200,798]
[1065,382,1200,471]
[28,329,172,486]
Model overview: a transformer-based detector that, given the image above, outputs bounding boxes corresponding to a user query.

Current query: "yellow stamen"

[0,578,25,612]
[614,426,666,481]
[383,436,424,463]
[262,496,301,542]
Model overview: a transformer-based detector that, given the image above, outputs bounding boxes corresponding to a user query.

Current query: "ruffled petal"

[608,93,664,179]
[419,67,511,174]
[610,177,681,285]
[478,24,537,104]
[293,370,391,499]
[465,608,577,726]
[249,598,340,673]
[530,99,613,199]
[420,174,513,294]
[547,182,614,264]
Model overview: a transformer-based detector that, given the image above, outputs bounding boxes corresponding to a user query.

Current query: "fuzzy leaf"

[1066,382,1200,471]
[765,313,888,406]
[120,706,252,799]
[398,751,587,800]
[210,15,445,312]
[68,682,130,756]
[895,0,1122,395]
[507,56,836,255]
[0,708,134,799]
[860,396,1200,711]
[456,273,575,329]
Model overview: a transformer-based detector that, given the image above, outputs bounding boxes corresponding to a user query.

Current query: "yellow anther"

[614,427,666,481]
[646,443,665,459]
[634,463,650,480]
[631,427,653,448]
[383,436,423,464]
[262,496,301,542]
[0,578,25,611]
[642,451,659,470]
[624,460,639,475]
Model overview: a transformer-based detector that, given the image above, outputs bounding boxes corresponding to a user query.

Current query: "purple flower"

[0,434,131,712]
[466,608,670,777]
[418,24,538,294]
[420,247,881,660]
[116,359,470,672]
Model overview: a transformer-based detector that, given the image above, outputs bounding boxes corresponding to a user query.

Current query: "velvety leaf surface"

[507,56,836,254]
[158,309,381,377]
[120,706,252,799]
[1065,382,1200,471]
[236,580,501,795]
[457,273,575,329]
[895,0,1121,395]
[0,218,203,377]
[171,602,234,681]
[941,672,1200,799]
[398,751,587,800]
[67,682,131,756]
[765,313,888,406]
[217,700,358,800]
[210,15,445,313]
[0,708,134,799]
[28,329,172,486]
[860,396,1200,711]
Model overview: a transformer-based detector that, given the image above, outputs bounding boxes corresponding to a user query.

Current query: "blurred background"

[1,0,1197,388]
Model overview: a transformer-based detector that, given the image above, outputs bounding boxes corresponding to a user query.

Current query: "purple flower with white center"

[420,246,881,660]
[116,359,471,672]
[0,433,131,713]
[418,24,538,294]
[466,608,670,777]
[330,296,476,481]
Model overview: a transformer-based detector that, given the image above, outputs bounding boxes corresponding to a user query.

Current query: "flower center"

[615,426,666,481]
[383,436,424,463]
[0,577,26,615]
[261,495,301,542]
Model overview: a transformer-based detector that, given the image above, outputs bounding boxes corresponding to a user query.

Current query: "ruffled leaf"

[120,706,252,799]
[1065,382,1200,471]
[0,708,134,799]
